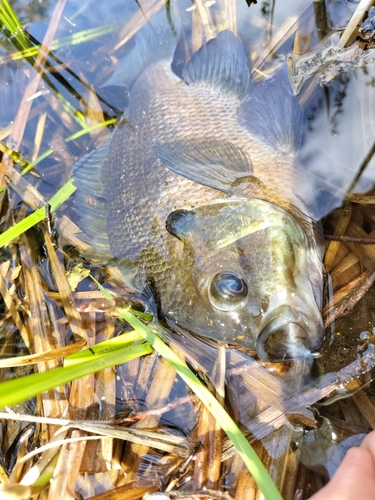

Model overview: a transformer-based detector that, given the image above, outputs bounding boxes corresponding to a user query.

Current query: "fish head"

[165,198,323,361]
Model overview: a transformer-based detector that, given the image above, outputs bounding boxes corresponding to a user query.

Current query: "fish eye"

[209,272,247,311]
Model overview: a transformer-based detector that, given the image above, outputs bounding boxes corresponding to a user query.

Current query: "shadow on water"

[1,0,375,498]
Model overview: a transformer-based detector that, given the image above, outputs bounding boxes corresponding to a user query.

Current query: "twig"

[144,489,233,499]
[324,266,375,327]
[112,0,167,52]
[325,234,375,245]
[112,394,198,425]
[8,0,67,151]
[338,0,375,48]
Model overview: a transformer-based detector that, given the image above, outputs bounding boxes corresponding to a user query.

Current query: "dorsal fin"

[182,30,253,100]
[237,64,304,154]
[102,12,179,89]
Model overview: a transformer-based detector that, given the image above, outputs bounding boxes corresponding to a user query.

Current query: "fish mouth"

[256,305,323,362]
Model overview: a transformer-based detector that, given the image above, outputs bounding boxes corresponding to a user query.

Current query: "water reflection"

[301,418,366,479]
[1,0,375,498]
[301,67,375,216]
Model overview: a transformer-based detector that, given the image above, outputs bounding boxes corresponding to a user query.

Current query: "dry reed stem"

[0,464,8,485]
[277,363,308,499]
[44,232,87,340]
[324,265,375,327]
[252,0,311,74]
[194,0,217,41]
[0,337,86,367]
[339,398,368,428]
[338,0,375,48]
[121,357,177,482]
[216,0,237,35]
[41,237,107,494]
[324,202,352,272]
[241,363,310,499]
[325,234,375,244]
[48,428,87,500]
[32,112,47,164]
[133,351,158,399]
[56,215,92,252]
[352,389,375,429]
[206,346,225,488]
[313,0,329,41]
[9,0,67,151]
[86,482,159,499]
[330,252,360,291]
[8,428,69,486]
[80,73,106,140]
[80,313,116,475]
[293,14,314,56]
[235,469,257,499]
[193,405,210,488]
[113,0,168,52]
[5,168,46,208]
[19,234,68,421]
[346,226,375,269]
[351,194,375,204]
[65,334,94,496]
[42,90,76,132]
[0,263,30,348]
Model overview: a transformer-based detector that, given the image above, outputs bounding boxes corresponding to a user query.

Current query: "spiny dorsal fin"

[102,12,179,89]
[237,64,304,154]
[182,30,254,100]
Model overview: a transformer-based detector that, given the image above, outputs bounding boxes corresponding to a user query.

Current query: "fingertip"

[310,447,375,500]
[360,429,375,460]
[335,447,375,479]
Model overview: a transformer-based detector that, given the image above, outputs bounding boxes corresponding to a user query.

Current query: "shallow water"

[1,0,375,498]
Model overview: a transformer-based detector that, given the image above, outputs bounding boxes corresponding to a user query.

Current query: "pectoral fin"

[153,139,252,193]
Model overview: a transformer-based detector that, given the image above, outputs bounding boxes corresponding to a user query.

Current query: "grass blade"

[4,24,122,62]
[0,179,76,248]
[93,278,282,500]
[0,334,152,408]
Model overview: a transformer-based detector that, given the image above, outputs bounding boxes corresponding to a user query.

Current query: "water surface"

[1,0,375,498]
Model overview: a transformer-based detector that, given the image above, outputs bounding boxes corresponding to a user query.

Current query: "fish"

[73,23,324,361]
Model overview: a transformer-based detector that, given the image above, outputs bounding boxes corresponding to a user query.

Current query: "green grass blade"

[28,148,54,169]
[0,179,76,248]
[64,331,144,365]
[65,119,116,143]
[93,278,282,500]
[7,24,122,62]
[0,141,31,170]
[0,1,86,127]
[0,0,31,52]
[0,336,152,408]
[48,178,76,211]
[0,118,116,181]
[26,119,116,171]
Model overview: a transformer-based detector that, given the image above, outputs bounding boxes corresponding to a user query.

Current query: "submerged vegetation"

[0,0,375,499]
